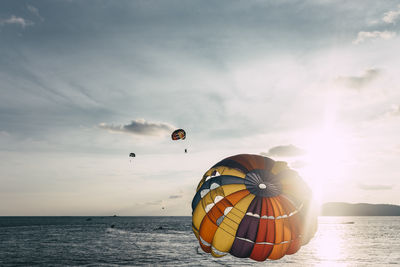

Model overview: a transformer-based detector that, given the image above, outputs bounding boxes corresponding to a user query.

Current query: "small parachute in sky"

[191,154,317,261]
[171,129,186,140]
[172,129,187,153]
[129,153,135,163]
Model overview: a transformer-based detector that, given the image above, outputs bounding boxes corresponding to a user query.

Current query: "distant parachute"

[171,129,187,153]
[171,129,186,140]
[129,153,135,163]
[191,154,317,261]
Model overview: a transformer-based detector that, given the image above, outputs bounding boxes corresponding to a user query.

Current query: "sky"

[1,0,399,216]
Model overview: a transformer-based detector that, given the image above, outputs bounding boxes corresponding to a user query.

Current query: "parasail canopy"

[171,129,186,140]
[191,154,317,261]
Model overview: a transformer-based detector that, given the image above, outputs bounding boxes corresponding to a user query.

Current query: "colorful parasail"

[191,154,317,261]
[171,129,186,140]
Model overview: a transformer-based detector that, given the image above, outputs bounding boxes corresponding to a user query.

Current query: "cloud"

[0,131,10,137]
[27,5,44,22]
[263,144,306,157]
[384,104,400,117]
[144,200,163,205]
[169,195,183,199]
[0,15,33,28]
[335,68,381,89]
[382,104,400,118]
[358,183,394,190]
[99,119,175,136]
[383,5,400,24]
[353,31,396,44]
[290,160,307,169]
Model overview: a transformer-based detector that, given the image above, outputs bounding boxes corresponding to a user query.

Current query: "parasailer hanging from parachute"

[191,154,317,261]
[171,129,187,153]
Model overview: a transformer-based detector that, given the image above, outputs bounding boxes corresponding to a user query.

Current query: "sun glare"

[297,106,352,206]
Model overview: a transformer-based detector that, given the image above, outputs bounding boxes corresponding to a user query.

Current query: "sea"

[0,216,399,266]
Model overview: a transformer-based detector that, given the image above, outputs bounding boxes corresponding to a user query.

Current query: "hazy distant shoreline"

[321,202,400,216]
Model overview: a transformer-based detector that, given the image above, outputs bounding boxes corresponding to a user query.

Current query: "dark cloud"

[169,195,183,199]
[264,144,306,157]
[358,183,394,190]
[336,68,381,89]
[99,119,175,136]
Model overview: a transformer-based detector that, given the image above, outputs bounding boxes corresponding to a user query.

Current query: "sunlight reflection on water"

[300,216,400,267]
[315,226,344,263]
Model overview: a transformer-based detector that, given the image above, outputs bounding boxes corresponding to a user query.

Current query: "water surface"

[0,216,399,266]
